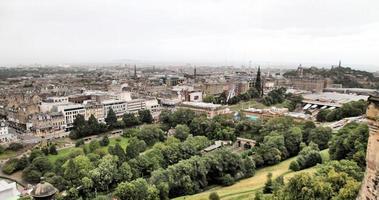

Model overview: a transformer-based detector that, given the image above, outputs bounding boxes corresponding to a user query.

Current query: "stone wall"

[358,96,379,200]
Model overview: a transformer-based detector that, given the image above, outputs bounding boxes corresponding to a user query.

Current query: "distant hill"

[284,66,379,88]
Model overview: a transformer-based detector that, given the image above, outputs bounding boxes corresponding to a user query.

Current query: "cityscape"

[0,1,379,200]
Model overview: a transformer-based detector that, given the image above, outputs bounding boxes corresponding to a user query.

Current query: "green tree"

[117,162,133,182]
[263,172,273,193]
[203,95,215,103]
[99,135,110,146]
[31,156,53,173]
[289,160,300,171]
[114,178,159,200]
[22,166,42,183]
[2,158,19,174]
[87,114,100,134]
[284,127,303,156]
[123,113,140,127]
[105,108,117,128]
[308,126,332,150]
[63,159,81,186]
[138,109,153,124]
[329,123,369,167]
[171,109,196,127]
[113,143,127,163]
[49,145,58,155]
[125,137,147,160]
[137,125,165,146]
[90,155,119,191]
[89,140,100,152]
[174,124,190,141]
[209,192,220,200]
[255,66,263,96]
[29,149,44,162]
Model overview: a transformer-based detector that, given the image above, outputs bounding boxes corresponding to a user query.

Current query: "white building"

[56,104,86,128]
[102,100,127,118]
[0,120,17,143]
[126,99,146,113]
[0,180,20,200]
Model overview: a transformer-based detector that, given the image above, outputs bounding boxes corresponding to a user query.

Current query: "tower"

[194,66,197,80]
[338,60,341,67]
[134,65,137,79]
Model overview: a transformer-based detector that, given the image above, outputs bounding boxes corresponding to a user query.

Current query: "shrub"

[0,145,5,154]
[289,160,300,171]
[49,145,58,155]
[209,192,220,200]
[2,158,19,174]
[7,142,23,151]
[75,139,85,147]
[99,136,110,146]
[221,174,235,186]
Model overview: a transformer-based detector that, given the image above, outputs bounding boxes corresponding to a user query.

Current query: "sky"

[0,0,379,70]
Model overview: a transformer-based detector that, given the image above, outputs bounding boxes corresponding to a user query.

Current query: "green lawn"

[47,136,129,163]
[0,150,17,160]
[174,149,329,200]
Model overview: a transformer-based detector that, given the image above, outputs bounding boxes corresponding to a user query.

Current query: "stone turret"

[30,177,58,200]
[358,94,379,200]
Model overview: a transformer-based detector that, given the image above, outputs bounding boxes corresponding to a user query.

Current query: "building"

[288,77,330,93]
[30,178,58,200]
[358,95,379,200]
[45,96,69,103]
[177,102,231,118]
[145,99,160,113]
[84,102,104,122]
[242,107,289,121]
[302,92,369,109]
[0,120,17,143]
[201,83,226,96]
[126,99,146,113]
[102,100,127,118]
[56,104,86,129]
[0,180,20,200]
[29,112,65,137]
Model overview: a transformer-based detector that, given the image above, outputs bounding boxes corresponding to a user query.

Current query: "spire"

[194,66,197,80]
[338,60,341,67]
[134,65,137,79]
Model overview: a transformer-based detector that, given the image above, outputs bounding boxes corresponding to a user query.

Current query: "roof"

[30,180,58,198]
[368,95,379,103]
[180,101,223,110]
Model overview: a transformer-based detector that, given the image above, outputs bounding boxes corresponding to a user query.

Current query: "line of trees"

[69,108,153,139]
[316,100,367,122]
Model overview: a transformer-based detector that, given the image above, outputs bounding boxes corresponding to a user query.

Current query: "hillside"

[284,66,379,88]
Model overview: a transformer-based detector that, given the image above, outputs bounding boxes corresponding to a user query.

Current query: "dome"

[30,178,58,198]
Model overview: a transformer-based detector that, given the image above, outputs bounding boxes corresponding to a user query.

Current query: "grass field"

[174,149,329,200]
[0,150,17,160]
[47,136,129,163]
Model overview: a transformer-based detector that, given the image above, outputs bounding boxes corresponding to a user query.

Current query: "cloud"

[0,0,378,69]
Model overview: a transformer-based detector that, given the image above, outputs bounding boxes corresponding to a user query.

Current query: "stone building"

[0,119,17,143]
[359,95,379,200]
[288,77,331,93]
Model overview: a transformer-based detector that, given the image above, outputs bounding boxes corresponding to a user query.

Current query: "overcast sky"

[0,0,379,70]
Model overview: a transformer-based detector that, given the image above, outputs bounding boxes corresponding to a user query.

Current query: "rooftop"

[180,101,223,109]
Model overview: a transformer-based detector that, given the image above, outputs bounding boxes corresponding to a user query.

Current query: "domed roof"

[30,178,58,198]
